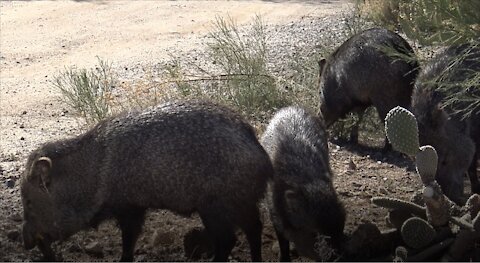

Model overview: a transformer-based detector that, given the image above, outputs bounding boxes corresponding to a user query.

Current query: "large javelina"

[261,106,345,261]
[412,42,480,204]
[318,28,419,149]
[21,100,273,261]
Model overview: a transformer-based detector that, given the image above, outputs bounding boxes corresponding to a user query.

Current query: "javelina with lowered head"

[412,42,480,204]
[318,28,419,149]
[21,99,273,261]
[261,106,346,261]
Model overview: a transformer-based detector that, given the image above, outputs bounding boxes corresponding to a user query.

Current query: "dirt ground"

[0,0,475,261]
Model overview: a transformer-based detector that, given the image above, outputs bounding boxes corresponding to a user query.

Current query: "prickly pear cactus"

[401,217,435,249]
[371,197,426,218]
[415,146,438,184]
[385,106,420,156]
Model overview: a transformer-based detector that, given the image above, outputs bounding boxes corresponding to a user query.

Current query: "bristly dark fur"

[261,106,345,261]
[318,28,419,149]
[412,42,480,204]
[21,99,273,261]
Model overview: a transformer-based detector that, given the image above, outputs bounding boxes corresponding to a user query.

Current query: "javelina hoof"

[183,227,214,260]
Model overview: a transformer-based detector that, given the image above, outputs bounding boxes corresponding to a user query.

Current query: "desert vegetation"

[2,0,479,261]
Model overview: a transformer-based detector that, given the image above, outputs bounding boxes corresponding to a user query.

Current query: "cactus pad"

[415,145,438,184]
[371,197,426,218]
[385,106,420,156]
[401,217,435,249]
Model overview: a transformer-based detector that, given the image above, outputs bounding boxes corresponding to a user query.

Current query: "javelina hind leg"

[274,226,291,262]
[199,209,236,261]
[116,208,146,262]
[469,153,480,194]
[237,207,263,261]
[349,111,363,144]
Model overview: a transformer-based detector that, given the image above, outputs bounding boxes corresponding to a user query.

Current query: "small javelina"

[21,100,273,261]
[412,42,480,204]
[261,106,345,261]
[318,28,419,149]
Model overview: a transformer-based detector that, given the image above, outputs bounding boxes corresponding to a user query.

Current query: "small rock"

[5,178,15,188]
[20,137,25,141]
[22,111,27,115]
[68,243,82,253]
[9,212,22,222]
[348,159,357,170]
[85,241,103,258]
[352,182,362,188]
[151,230,175,247]
[19,124,25,129]
[7,230,20,241]
[379,187,389,195]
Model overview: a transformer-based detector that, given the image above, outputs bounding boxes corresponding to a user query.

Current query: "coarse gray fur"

[21,99,273,261]
[318,27,419,149]
[261,106,345,261]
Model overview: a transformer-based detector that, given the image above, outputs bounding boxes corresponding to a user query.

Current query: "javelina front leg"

[349,111,364,144]
[237,207,263,261]
[37,240,56,261]
[116,208,146,262]
[273,227,291,262]
[199,209,236,261]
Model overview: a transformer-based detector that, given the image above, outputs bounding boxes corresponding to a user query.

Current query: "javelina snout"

[261,106,346,261]
[318,28,419,150]
[21,99,273,261]
[412,42,480,204]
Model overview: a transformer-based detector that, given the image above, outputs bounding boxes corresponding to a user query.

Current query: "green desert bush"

[165,15,290,122]
[52,57,117,125]
[362,0,479,45]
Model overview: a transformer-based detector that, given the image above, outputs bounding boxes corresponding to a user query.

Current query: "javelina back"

[412,42,480,204]
[318,28,419,149]
[261,106,345,261]
[21,99,273,261]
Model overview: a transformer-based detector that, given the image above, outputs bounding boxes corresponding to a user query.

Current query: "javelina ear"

[33,157,52,189]
[318,58,327,74]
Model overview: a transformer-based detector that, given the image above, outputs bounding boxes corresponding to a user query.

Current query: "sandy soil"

[1,0,471,262]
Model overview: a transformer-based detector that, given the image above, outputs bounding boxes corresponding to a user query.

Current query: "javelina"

[21,99,273,261]
[261,106,346,261]
[318,28,419,149]
[412,42,480,204]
